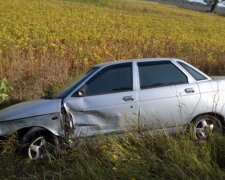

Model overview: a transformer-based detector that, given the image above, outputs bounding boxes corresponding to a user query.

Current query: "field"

[1,0,225,99]
[1,0,225,179]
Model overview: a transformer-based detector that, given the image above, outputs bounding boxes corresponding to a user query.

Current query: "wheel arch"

[17,126,59,144]
[191,112,225,128]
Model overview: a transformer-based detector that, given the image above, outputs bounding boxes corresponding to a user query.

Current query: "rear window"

[138,61,188,89]
[177,62,207,81]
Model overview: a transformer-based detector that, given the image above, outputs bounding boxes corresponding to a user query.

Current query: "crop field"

[1,0,225,99]
[1,0,225,179]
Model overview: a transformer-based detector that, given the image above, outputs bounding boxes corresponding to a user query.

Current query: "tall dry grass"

[1,132,225,179]
[1,0,225,100]
[1,38,225,99]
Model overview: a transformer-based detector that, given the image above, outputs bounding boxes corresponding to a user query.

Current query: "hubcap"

[195,118,218,140]
[28,136,48,160]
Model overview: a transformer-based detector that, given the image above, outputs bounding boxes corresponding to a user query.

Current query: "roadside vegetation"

[1,132,225,179]
[1,0,225,179]
[1,0,225,99]
[0,78,13,101]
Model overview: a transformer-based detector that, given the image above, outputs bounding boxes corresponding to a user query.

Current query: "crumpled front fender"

[0,112,64,138]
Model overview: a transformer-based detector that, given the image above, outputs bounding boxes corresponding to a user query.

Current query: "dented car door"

[63,62,139,137]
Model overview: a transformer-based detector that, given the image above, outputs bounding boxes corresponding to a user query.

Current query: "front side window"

[138,61,188,89]
[57,67,99,98]
[85,63,133,96]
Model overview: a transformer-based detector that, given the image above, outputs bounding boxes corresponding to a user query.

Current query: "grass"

[1,132,225,179]
[1,0,225,99]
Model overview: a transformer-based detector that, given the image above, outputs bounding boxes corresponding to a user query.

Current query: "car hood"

[0,99,62,122]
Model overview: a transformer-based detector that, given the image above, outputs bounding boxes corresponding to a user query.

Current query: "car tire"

[192,115,223,140]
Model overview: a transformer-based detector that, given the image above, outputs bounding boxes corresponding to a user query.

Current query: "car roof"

[95,58,177,68]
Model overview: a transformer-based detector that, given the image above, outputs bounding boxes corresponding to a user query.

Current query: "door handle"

[123,96,134,102]
[184,88,195,93]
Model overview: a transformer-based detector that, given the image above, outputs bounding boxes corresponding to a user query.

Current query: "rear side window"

[86,63,133,96]
[177,61,207,81]
[138,61,188,89]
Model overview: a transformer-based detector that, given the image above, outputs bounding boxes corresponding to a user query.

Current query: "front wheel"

[192,115,223,140]
[23,130,62,160]
[28,136,56,160]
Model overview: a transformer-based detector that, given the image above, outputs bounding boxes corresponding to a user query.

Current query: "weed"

[0,78,13,101]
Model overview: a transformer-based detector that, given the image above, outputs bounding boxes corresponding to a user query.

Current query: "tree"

[210,0,218,12]
[204,0,219,12]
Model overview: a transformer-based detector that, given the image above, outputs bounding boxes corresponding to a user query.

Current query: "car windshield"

[55,67,100,99]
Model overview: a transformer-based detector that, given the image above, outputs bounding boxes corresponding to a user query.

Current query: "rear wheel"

[192,115,223,140]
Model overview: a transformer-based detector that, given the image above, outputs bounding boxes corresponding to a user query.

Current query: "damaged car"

[0,58,225,159]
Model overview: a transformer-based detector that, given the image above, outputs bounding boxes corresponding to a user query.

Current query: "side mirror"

[77,89,84,97]
[73,85,86,97]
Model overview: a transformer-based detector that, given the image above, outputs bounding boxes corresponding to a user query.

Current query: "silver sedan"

[0,58,224,159]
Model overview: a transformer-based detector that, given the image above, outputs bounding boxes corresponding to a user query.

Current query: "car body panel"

[63,62,139,137]
[136,60,201,130]
[0,99,63,136]
[138,82,201,130]
[175,82,201,122]
[0,99,62,122]
[192,80,225,118]
[64,91,139,137]
[138,85,182,129]
[0,113,63,137]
